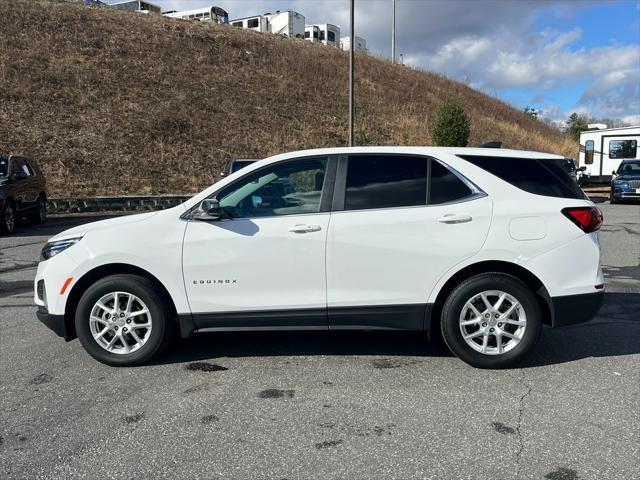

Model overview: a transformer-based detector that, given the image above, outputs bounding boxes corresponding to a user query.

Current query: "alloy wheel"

[5,204,15,233]
[89,292,153,354]
[459,290,527,355]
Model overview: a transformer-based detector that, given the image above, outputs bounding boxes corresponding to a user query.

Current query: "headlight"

[40,237,83,261]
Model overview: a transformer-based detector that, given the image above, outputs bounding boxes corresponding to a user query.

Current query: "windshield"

[617,160,640,175]
[0,157,8,177]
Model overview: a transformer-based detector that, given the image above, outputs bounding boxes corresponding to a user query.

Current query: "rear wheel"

[440,273,542,369]
[1,200,16,235]
[32,195,47,224]
[75,274,174,366]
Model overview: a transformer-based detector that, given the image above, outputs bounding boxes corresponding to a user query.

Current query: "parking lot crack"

[515,369,532,480]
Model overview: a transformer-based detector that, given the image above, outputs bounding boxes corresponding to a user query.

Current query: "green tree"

[565,112,588,142]
[523,106,538,119]
[431,101,470,147]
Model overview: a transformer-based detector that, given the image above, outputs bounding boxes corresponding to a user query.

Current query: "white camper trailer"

[229,11,305,38]
[341,35,367,52]
[229,15,269,32]
[164,6,229,24]
[305,25,321,43]
[578,125,640,183]
[307,24,340,48]
[264,10,305,38]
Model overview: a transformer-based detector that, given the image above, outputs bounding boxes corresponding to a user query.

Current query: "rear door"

[326,154,492,330]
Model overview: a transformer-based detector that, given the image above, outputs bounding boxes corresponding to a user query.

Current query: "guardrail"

[48,195,193,214]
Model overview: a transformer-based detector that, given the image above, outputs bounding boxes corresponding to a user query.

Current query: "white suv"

[34,147,605,368]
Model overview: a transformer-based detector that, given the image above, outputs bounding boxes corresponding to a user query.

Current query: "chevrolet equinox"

[35,147,605,368]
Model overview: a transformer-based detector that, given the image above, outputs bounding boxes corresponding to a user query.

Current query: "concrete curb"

[47,195,193,214]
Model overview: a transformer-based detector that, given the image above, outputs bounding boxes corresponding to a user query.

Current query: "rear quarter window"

[459,155,587,200]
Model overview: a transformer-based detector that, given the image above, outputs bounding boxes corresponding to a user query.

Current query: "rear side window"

[247,18,259,28]
[345,155,427,210]
[429,161,473,204]
[585,140,594,164]
[459,155,587,200]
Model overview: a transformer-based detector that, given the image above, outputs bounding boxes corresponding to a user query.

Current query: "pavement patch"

[544,467,580,480]
[28,373,53,385]
[122,413,145,424]
[314,440,342,449]
[185,362,228,372]
[490,421,516,435]
[258,389,295,399]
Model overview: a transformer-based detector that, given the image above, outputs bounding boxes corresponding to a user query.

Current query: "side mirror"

[192,199,227,221]
[612,170,617,176]
[577,166,586,172]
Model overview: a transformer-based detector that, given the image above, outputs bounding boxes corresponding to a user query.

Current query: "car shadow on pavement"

[155,292,640,368]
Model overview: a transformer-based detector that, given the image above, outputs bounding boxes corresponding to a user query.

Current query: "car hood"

[49,212,158,242]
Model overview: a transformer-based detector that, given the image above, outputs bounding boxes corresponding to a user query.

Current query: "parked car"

[219,158,257,178]
[610,159,640,203]
[34,147,604,369]
[0,155,47,235]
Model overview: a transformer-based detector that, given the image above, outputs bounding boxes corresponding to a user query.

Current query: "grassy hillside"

[0,0,577,196]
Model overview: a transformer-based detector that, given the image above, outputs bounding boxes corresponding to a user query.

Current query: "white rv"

[230,11,305,38]
[341,35,367,53]
[304,25,321,43]
[265,11,305,38]
[307,24,341,48]
[229,15,269,33]
[164,6,229,24]
[578,125,640,183]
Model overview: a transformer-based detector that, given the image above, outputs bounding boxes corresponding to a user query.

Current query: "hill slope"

[0,0,576,196]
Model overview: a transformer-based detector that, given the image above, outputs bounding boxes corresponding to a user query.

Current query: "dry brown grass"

[0,0,577,196]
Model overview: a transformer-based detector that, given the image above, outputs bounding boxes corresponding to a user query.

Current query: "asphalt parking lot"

[1,203,639,480]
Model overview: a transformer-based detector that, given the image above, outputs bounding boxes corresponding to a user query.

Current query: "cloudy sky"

[111,0,640,125]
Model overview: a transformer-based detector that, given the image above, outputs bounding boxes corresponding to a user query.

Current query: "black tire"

[31,195,47,224]
[609,192,618,204]
[75,274,174,366]
[440,273,542,369]
[1,200,16,235]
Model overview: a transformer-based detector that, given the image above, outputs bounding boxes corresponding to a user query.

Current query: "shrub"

[431,102,470,147]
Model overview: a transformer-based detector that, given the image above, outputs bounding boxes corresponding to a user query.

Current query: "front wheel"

[75,274,174,366]
[440,273,542,369]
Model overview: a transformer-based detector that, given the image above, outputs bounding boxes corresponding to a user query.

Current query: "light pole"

[348,0,355,146]
[392,0,396,63]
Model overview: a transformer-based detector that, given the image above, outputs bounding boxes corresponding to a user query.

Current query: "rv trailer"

[108,0,161,14]
[341,35,367,52]
[164,6,229,24]
[229,15,269,32]
[307,24,341,48]
[305,25,321,43]
[578,125,639,183]
[230,10,305,38]
[264,10,305,38]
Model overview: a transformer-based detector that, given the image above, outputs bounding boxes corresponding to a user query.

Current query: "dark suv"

[0,155,47,235]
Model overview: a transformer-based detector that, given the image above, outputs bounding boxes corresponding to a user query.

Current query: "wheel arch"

[63,263,178,340]
[427,260,553,334]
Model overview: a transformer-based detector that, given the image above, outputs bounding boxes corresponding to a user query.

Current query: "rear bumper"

[36,307,75,341]
[550,291,604,327]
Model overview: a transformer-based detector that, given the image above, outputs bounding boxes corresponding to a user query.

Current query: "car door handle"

[437,214,472,224]
[288,224,322,233]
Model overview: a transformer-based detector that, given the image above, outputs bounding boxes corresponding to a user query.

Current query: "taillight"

[562,207,603,233]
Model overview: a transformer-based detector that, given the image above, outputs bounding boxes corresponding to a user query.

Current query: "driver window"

[217,158,328,218]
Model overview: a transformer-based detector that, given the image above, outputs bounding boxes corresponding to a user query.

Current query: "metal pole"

[392,0,396,63]
[349,0,354,147]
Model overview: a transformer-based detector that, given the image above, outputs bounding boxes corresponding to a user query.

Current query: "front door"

[327,154,492,330]
[182,155,336,330]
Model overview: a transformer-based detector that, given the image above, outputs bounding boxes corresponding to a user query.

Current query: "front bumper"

[550,291,604,327]
[36,307,75,341]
